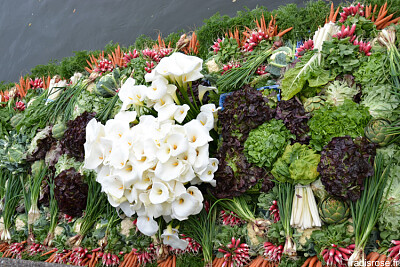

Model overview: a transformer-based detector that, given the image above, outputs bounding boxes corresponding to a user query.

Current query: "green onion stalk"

[183,208,217,267]
[0,169,8,211]
[216,46,273,93]
[276,182,295,257]
[67,174,107,247]
[19,172,33,243]
[213,195,271,245]
[44,79,88,124]
[1,171,22,242]
[43,178,58,246]
[28,165,47,228]
[348,154,392,266]
[99,205,120,249]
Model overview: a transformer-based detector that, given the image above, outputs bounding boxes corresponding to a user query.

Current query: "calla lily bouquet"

[119,52,217,122]
[84,110,218,240]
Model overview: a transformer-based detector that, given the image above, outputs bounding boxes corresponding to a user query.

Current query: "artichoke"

[304,96,326,113]
[54,168,88,217]
[365,118,393,147]
[318,197,350,224]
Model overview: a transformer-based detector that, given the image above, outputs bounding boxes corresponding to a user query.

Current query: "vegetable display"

[0,1,399,267]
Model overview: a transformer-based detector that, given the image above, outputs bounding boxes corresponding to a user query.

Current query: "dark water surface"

[0,0,336,82]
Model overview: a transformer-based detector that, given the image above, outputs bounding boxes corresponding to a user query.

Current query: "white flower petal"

[171,193,197,221]
[149,182,170,204]
[137,215,158,236]
[184,120,212,148]
[173,104,190,123]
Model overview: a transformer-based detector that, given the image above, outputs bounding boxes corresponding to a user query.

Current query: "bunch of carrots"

[366,2,400,30]
[366,251,393,267]
[301,256,323,267]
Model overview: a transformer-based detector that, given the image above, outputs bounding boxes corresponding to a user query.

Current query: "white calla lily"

[145,52,203,86]
[108,142,130,169]
[165,133,188,157]
[157,103,179,122]
[209,158,219,172]
[198,85,217,103]
[118,82,147,110]
[149,182,170,204]
[86,118,105,144]
[155,157,184,181]
[198,164,216,183]
[136,215,158,236]
[193,144,210,173]
[154,94,174,111]
[134,170,154,190]
[100,174,125,199]
[173,104,190,123]
[83,142,104,170]
[147,77,169,101]
[161,225,189,250]
[187,186,204,214]
[179,165,195,183]
[184,120,212,148]
[118,201,136,217]
[196,111,214,131]
[156,143,173,163]
[114,110,137,124]
[171,193,197,221]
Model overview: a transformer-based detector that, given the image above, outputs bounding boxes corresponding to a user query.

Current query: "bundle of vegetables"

[217,237,250,267]
[263,242,283,262]
[320,244,355,266]
[276,182,295,257]
[348,153,391,266]
[271,143,321,230]
[1,171,22,241]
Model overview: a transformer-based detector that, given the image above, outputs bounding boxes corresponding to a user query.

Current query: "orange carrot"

[260,259,268,267]
[376,254,387,266]
[375,13,394,26]
[172,255,176,267]
[328,3,334,21]
[382,17,400,28]
[369,252,381,263]
[332,6,340,22]
[366,252,374,261]
[61,250,72,261]
[301,257,312,267]
[316,261,322,267]
[309,256,318,267]
[41,248,58,257]
[277,27,293,37]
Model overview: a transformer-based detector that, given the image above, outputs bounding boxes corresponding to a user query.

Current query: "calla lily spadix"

[184,120,213,148]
